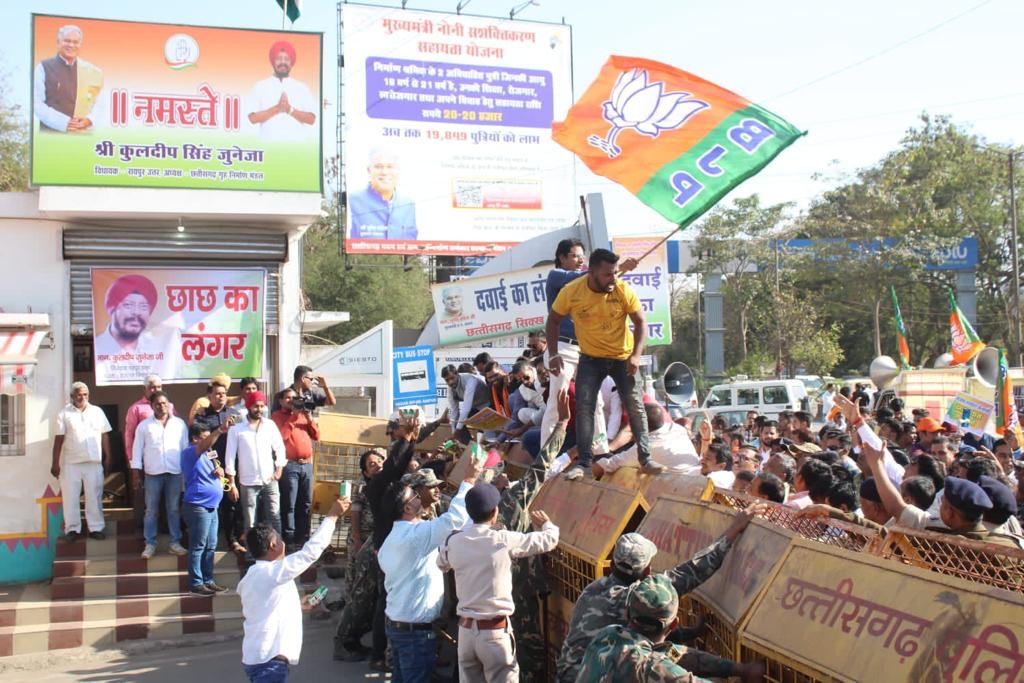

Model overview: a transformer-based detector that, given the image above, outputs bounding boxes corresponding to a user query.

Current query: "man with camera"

[273,365,335,412]
[272,387,321,550]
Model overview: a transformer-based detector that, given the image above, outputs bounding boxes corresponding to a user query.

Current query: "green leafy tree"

[690,195,793,363]
[0,68,29,192]
[301,203,433,343]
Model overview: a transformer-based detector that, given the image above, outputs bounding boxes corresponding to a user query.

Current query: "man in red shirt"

[272,387,321,549]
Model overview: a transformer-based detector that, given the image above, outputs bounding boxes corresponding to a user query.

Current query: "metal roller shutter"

[64,227,286,334]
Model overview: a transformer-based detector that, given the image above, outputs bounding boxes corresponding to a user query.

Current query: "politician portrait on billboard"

[342,5,575,256]
[31,14,322,192]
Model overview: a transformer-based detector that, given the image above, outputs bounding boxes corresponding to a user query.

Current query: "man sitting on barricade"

[555,507,767,682]
[591,403,699,478]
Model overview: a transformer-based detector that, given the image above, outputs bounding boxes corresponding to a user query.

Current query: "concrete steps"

[0,509,248,656]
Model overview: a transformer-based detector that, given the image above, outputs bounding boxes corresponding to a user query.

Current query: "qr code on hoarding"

[453,181,483,208]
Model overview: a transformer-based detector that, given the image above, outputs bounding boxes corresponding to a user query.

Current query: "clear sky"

[5,0,1021,236]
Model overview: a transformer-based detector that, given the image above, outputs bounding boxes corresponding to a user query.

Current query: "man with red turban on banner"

[94,274,175,383]
[247,39,317,142]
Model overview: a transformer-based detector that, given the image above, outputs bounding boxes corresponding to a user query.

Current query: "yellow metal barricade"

[712,487,883,553]
[530,476,647,677]
[603,466,713,508]
[635,495,794,660]
[739,539,1024,681]
[876,525,1024,592]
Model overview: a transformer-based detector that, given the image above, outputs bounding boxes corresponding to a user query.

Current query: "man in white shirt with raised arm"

[378,446,484,683]
[237,495,350,682]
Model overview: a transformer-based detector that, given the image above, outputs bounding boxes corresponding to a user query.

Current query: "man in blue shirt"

[377,453,483,682]
[181,424,227,596]
[348,149,417,241]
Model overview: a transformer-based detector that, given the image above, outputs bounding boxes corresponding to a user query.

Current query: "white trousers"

[541,344,608,455]
[61,462,105,534]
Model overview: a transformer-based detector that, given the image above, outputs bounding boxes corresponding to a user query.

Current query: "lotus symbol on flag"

[587,68,709,158]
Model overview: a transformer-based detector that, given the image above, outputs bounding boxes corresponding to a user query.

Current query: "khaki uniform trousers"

[457,621,518,683]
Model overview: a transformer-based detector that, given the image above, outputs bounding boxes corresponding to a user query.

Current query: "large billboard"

[31,15,322,192]
[342,5,575,255]
[91,268,265,386]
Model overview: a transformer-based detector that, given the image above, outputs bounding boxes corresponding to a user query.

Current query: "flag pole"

[632,223,684,262]
[282,0,288,29]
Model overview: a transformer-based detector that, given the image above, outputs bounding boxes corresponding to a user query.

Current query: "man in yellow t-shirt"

[545,249,666,481]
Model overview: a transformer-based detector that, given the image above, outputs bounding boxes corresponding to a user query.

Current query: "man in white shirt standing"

[238,495,350,682]
[51,382,111,542]
[247,40,317,142]
[132,391,189,559]
[225,391,286,535]
[378,455,484,683]
[438,483,559,682]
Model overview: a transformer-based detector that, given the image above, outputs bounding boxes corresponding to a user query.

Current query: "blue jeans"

[242,659,289,682]
[522,425,577,459]
[278,461,313,543]
[575,354,649,468]
[386,624,437,683]
[182,503,218,587]
[143,473,182,546]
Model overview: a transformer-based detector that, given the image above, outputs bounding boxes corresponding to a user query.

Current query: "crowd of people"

[48,238,1024,682]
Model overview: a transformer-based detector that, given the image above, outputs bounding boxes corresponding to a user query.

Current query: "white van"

[701,379,808,417]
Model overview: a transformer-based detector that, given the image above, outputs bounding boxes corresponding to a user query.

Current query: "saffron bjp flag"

[947,289,985,366]
[994,347,1023,441]
[890,286,911,369]
[552,56,804,227]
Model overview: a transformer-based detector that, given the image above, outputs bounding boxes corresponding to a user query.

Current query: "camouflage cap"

[626,574,679,629]
[402,469,442,489]
[612,533,658,574]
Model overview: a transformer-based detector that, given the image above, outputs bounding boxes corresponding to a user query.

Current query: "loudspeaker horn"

[869,355,900,390]
[662,362,696,406]
[971,346,1000,388]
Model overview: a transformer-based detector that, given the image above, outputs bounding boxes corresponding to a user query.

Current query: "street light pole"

[1009,151,1023,366]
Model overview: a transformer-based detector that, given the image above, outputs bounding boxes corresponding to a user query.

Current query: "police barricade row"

[634,495,794,662]
[529,475,647,678]
[876,525,1024,593]
[740,539,1024,682]
[712,487,884,554]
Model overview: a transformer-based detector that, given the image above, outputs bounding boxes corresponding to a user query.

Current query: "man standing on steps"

[226,391,286,535]
[52,382,111,542]
[192,381,245,554]
[181,424,229,597]
[132,391,189,559]
[546,248,665,481]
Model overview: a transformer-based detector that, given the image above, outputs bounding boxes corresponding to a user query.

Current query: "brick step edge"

[0,610,244,656]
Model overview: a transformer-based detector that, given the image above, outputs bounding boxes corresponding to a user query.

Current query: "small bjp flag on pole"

[553,56,804,238]
[947,288,985,366]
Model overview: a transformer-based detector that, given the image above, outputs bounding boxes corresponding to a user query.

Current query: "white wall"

[0,212,67,535]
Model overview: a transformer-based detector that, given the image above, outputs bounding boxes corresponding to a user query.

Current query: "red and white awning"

[0,328,48,396]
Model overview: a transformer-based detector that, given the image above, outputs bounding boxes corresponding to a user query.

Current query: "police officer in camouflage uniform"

[556,509,768,683]
[495,388,572,682]
[402,468,450,519]
[577,574,709,682]
[334,449,384,662]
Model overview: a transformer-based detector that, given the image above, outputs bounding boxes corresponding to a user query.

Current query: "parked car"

[701,379,808,418]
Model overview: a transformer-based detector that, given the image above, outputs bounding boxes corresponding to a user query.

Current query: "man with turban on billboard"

[34,24,105,132]
[94,274,175,382]
[247,40,317,142]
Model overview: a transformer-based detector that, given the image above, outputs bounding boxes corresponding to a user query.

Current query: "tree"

[689,195,793,363]
[0,68,29,192]
[301,202,433,344]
